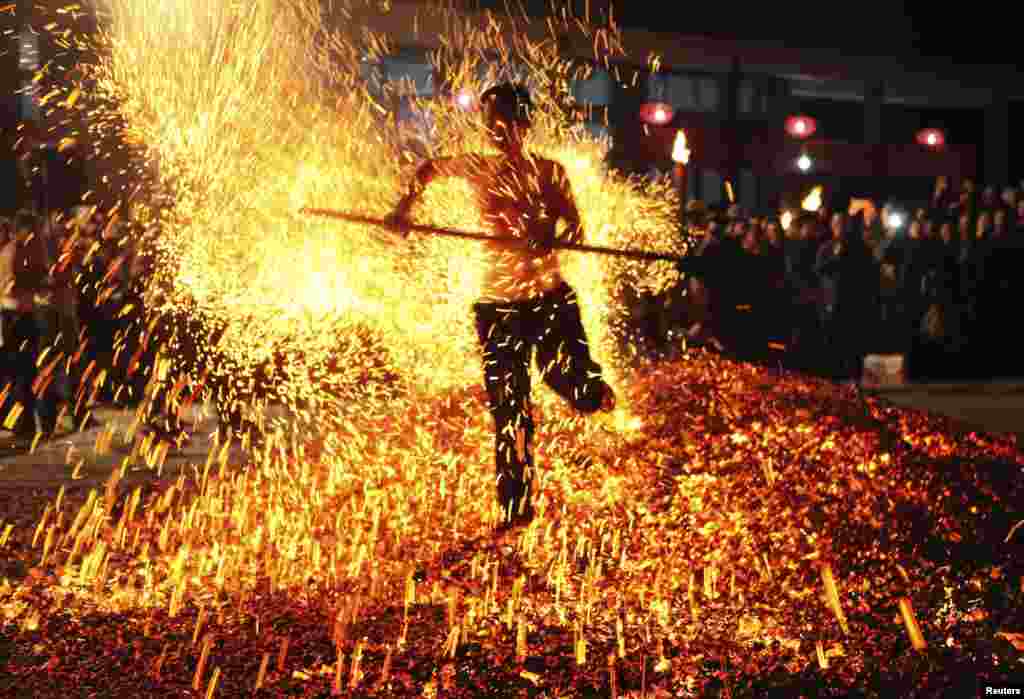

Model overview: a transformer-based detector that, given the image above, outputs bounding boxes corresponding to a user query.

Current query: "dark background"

[479,0,1014,66]
[473,0,1022,185]
[3,1,1022,215]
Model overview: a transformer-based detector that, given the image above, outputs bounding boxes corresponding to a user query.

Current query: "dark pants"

[473,282,607,522]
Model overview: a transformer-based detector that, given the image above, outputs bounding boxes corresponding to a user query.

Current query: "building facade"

[362,1,1020,212]
[4,0,1019,214]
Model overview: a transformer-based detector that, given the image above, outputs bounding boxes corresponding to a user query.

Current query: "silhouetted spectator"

[969,208,1012,348]
[954,178,977,222]
[928,220,966,351]
[860,202,885,255]
[709,218,749,353]
[1001,186,1018,216]
[980,185,999,211]
[814,213,845,325]
[815,212,878,378]
[1,212,50,437]
[931,176,956,218]
[785,217,823,364]
[992,208,1011,240]
[685,219,724,344]
[900,219,932,352]
[876,219,909,351]
[760,220,788,346]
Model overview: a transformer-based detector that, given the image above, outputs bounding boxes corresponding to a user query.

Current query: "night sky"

[477,0,1017,68]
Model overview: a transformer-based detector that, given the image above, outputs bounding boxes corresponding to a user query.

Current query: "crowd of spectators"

[1,204,148,441]
[650,176,1024,381]
[5,172,1023,443]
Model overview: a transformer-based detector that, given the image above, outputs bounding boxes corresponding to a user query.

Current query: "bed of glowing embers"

[1,349,1022,698]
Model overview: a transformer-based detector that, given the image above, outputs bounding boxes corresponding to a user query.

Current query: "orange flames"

[671,129,690,165]
[802,186,823,212]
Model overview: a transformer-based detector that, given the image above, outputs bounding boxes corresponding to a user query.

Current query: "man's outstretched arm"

[390,156,471,229]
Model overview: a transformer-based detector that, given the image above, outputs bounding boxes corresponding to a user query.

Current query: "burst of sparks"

[4,1,1021,696]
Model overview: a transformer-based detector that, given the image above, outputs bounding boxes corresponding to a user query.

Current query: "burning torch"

[801,185,823,213]
[671,129,690,219]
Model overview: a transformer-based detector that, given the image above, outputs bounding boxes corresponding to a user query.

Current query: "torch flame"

[780,210,793,231]
[802,186,823,212]
[671,129,690,165]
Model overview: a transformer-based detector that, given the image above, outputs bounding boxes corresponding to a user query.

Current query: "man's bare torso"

[427,152,581,303]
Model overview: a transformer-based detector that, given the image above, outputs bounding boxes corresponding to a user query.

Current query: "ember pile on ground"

[2,350,1022,697]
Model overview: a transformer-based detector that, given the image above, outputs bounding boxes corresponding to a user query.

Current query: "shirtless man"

[388,83,616,529]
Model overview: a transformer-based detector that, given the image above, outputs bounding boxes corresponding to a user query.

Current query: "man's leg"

[474,302,535,525]
[533,284,612,414]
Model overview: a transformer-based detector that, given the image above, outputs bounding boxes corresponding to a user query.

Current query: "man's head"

[481,83,532,152]
[908,219,922,240]
[1002,187,1017,209]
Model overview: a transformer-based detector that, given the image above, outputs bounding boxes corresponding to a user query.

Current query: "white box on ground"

[862,354,905,387]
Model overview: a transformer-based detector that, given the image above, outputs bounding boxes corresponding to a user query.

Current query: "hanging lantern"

[916,128,945,148]
[785,115,817,139]
[639,101,674,126]
[640,71,675,126]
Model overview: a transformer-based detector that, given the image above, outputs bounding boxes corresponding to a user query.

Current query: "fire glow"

[2,1,1022,696]
[802,185,823,212]
[671,129,690,165]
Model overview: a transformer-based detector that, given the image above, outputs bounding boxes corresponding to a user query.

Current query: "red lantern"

[916,128,945,148]
[639,101,674,126]
[785,115,817,139]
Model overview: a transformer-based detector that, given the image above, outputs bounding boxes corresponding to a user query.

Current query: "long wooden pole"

[299,208,688,265]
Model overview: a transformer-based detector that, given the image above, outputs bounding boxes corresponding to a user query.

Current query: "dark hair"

[480,83,533,127]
